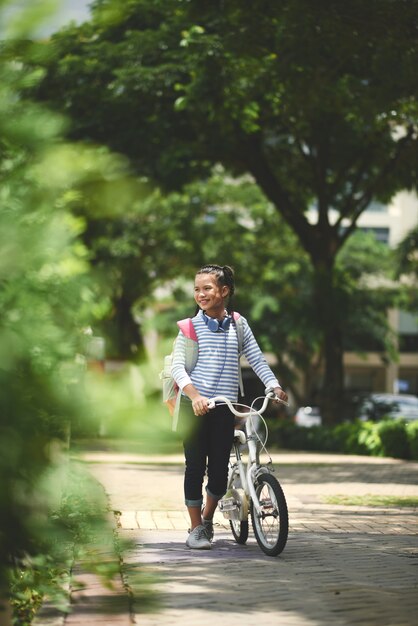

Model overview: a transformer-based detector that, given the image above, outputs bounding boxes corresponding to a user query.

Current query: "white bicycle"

[208,389,289,557]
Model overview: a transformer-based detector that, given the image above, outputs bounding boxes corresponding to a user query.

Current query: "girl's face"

[194,273,229,316]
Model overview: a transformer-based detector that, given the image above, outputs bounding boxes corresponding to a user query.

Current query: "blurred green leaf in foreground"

[0,0,157,621]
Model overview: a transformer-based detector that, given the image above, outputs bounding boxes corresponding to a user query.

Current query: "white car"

[294,406,322,427]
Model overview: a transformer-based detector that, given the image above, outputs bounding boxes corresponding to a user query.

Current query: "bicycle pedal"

[218,497,238,512]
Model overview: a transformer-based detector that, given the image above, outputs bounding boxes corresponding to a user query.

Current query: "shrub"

[267,416,415,460]
[333,421,369,455]
[406,421,418,461]
[377,419,410,459]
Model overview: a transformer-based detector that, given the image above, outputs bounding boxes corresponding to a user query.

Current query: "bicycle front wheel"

[250,472,288,556]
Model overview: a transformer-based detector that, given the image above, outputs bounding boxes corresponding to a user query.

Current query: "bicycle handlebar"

[207,389,288,418]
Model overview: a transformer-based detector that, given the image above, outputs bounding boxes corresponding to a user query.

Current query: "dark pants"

[180,398,235,507]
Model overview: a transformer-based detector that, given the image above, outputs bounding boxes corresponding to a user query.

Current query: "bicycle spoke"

[250,473,288,556]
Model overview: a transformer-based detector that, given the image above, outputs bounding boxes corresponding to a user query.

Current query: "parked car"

[294,406,322,427]
[352,393,418,422]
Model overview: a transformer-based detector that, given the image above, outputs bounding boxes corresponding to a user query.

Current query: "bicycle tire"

[227,468,249,545]
[250,472,288,556]
[229,518,249,544]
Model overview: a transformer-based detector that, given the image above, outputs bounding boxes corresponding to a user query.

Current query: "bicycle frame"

[209,392,284,517]
[230,415,265,517]
[209,392,289,556]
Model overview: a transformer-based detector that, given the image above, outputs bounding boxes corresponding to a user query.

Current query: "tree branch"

[339,125,415,244]
[238,132,314,252]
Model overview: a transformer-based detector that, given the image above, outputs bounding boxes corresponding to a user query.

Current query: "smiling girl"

[171,264,287,549]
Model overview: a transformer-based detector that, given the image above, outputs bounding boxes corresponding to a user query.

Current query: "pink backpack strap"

[177,318,198,342]
[232,311,241,320]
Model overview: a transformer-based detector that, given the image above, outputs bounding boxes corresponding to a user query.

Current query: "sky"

[0,0,92,37]
[40,0,92,34]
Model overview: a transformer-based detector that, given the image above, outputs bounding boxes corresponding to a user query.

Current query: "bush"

[333,421,369,455]
[377,419,410,459]
[267,416,415,460]
[10,463,124,625]
[357,421,383,456]
[406,421,418,461]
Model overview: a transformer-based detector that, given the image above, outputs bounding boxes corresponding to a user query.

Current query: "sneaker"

[202,518,214,542]
[186,525,211,550]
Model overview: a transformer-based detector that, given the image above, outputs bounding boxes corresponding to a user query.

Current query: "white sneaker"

[186,525,211,550]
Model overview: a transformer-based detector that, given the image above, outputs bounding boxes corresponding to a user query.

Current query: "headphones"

[203,312,231,333]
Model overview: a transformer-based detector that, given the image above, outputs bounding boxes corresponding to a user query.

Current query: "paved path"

[73,449,418,626]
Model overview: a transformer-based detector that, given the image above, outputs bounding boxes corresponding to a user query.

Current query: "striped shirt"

[171,310,280,402]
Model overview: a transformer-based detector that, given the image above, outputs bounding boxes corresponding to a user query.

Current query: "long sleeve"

[170,312,280,402]
[242,322,281,390]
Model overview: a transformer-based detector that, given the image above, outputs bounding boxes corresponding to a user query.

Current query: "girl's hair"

[194,264,235,315]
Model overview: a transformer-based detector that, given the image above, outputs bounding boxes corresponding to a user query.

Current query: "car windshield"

[374,396,418,415]
[396,399,418,411]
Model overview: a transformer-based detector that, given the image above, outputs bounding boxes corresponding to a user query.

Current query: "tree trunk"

[321,316,344,425]
[312,259,345,425]
[0,591,12,626]
[103,292,145,360]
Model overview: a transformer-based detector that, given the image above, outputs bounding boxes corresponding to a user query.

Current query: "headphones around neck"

[203,311,231,333]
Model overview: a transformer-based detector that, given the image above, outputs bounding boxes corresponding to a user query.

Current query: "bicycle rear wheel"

[227,468,249,545]
[250,472,288,556]
[230,518,249,544]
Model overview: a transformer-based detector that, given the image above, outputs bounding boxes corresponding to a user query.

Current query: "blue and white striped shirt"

[171,311,280,402]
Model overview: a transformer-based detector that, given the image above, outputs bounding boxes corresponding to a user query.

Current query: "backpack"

[160,313,245,431]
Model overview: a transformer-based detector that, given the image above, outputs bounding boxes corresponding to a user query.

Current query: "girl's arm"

[243,321,287,402]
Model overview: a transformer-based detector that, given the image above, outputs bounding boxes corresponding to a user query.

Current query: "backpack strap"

[177,318,198,342]
[177,318,199,374]
[232,312,243,353]
[232,312,245,397]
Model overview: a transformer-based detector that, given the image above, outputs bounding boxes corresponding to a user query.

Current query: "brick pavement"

[45,450,418,626]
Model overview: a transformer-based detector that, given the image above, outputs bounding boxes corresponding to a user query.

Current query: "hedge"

[266,418,418,460]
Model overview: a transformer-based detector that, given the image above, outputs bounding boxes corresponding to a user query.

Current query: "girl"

[171,264,288,549]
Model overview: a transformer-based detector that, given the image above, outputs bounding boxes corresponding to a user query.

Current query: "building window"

[364,201,387,213]
[359,227,390,244]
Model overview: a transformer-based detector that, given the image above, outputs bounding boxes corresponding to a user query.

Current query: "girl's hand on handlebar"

[192,395,210,416]
[273,386,288,404]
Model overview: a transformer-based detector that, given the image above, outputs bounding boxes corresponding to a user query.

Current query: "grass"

[322,495,418,508]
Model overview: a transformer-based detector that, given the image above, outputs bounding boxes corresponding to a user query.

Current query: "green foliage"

[406,421,418,460]
[148,173,397,404]
[395,223,418,278]
[10,462,123,625]
[33,0,418,421]
[268,417,418,460]
[0,1,142,616]
[0,45,83,589]
[376,419,410,459]
[394,224,418,313]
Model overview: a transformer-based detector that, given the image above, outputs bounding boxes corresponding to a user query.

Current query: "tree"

[396,224,418,279]
[394,223,418,312]
[148,173,397,410]
[34,0,418,421]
